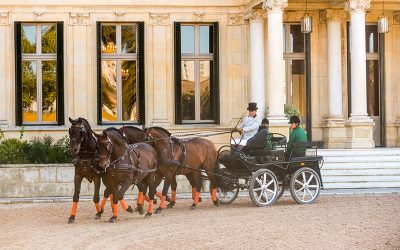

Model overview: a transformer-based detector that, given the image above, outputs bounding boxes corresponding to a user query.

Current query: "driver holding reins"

[232,102,262,149]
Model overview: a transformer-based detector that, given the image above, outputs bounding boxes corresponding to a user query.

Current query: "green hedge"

[0,128,71,164]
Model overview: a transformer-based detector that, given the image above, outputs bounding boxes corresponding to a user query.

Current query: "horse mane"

[121,126,144,133]
[104,127,128,142]
[149,126,171,137]
[78,117,93,134]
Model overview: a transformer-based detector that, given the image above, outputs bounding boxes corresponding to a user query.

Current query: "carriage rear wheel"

[249,169,279,207]
[289,167,321,204]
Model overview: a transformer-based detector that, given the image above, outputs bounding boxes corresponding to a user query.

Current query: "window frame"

[174,22,219,124]
[96,22,145,125]
[15,21,64,126]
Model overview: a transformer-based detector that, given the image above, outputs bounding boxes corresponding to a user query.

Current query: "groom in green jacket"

[287,115,307,159]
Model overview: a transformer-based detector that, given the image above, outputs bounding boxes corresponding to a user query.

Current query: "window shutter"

[212,22,220,124]
[96,22,102,125]
[56,22,65,126]
[174,22,182,124]
[305,33,312,141]
[15,22,22,126]
[138,22,145,124]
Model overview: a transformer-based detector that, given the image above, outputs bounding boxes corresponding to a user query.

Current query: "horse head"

[119,126,148,144]
[96,128,128,170]
[68,117,87,155]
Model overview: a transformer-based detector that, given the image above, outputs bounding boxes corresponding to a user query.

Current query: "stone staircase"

[317,148,400,189]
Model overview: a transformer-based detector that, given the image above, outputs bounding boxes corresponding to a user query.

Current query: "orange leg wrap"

[211,188,217,202]
[160,196,166,209]
[191,187,196,200]
[144,195,150,203]
[137,192,144,205]
[120,199,128,210]
[147,200,154,214]
[171,190,176,202]
[193,192,200,205]
[112,203,119,218]
[156,192,163,199]
[100,197,107,209]
[70,202,78,216]
[95,202,102,212]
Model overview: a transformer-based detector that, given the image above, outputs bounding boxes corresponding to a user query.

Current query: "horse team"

[68,117,220,223]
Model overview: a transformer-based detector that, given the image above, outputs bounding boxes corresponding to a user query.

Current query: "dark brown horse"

[96,128,158,222]
[67,117,104,223]
[144,126,219,210]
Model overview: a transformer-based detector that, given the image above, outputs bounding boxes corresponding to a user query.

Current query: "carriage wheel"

[289,167,321,204]
[209,183,239,205]
[249,169,278,207]
[276,181,285,201]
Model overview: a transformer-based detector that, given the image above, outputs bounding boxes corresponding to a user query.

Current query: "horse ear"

[141,125,145,131]
[77,117,82,123]
[69,117,74,124]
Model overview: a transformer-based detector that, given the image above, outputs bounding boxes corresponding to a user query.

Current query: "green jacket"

[287,127,307,155]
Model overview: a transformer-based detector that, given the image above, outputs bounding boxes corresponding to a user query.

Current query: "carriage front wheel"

[289,167,321,204]
[249,169,279,207]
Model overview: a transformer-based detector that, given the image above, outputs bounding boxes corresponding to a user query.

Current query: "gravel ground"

[0,194,399,250]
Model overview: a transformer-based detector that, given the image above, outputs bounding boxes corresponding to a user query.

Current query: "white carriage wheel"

[212,161,239,205]
[289,167,321,204]
[249,169,279,207]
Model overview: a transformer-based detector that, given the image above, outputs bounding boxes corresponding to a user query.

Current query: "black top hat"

[289,115,301,124]
[247,102,258,111]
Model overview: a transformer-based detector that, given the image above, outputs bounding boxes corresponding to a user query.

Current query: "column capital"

[244,9,265,23]
[394,11,400,24]
[346,0,371,14]
[227,13,246,25]
[320,9,347,23]
[262,0,288,13]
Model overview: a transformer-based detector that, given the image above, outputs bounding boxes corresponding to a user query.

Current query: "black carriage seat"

[290,155,323,163]
[248,149,285,157]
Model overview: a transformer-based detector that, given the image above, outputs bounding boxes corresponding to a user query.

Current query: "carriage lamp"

[378,0,389,33]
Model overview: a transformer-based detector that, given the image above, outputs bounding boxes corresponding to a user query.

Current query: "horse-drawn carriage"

[214,131,324,207]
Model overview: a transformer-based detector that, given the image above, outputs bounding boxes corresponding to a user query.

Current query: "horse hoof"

[94,213,101,220]
[108,216,117,223]
[67,216,75,224]
[145,213,152,218]
[191,204,197,210]
[166,195,171,202]
[166,202,175,209]
[153,199,157,205]
[155,208,162,214]
[137,205,144,215]
[126,206,134,213]
[199,197,202,202]
[213,200,220,207]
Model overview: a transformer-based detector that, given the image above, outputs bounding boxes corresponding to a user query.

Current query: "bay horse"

[67,117,104,223]
[96,128,158,222]
[144,126,219,210]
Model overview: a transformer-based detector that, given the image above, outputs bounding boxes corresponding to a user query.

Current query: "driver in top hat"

[231,102,262,146]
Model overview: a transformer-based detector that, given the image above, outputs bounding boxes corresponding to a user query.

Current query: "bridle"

[70,123,87,155]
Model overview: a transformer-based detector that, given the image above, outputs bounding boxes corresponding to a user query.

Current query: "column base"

[322,117,346,148]
[267,115,289,137]
[395,117,400,147]
[345,117,375,149]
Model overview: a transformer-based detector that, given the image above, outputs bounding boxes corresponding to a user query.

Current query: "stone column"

[322,10,347,148]
[345,0,375,148]
[0,13,9,125]
[263,0,289,135]
[245,10,266,117]
[149,13,170,126]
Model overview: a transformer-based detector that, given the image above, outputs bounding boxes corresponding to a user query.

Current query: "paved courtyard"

[0,194,399,249]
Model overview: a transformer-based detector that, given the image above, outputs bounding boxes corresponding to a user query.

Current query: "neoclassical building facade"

[0,0,399,148]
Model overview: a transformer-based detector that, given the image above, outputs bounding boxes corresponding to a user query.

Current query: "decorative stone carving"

[346,0,371,14]
[262,0,288,13]
[394,11,400,24]
[34,12,44,21]
[193,12,205,22]
[149,13,169,26]
[284,10,307,21]
[244,9,265,22]
[115,11,125,21]
[227,13,245,25]
[320,9,347,23]
[69,12,90,26]
[0,12,9,26]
